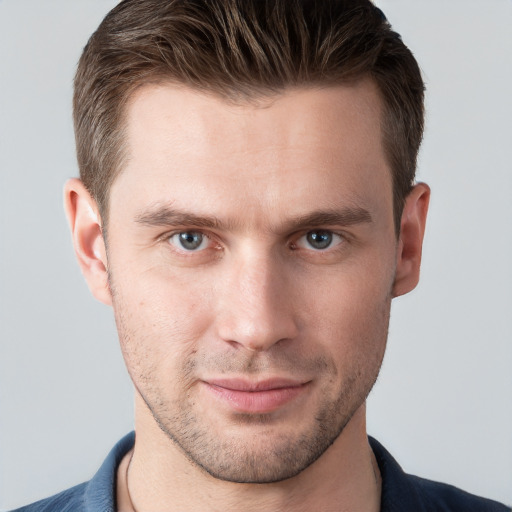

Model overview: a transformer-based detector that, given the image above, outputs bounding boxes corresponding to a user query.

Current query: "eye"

[168,231,210,251]
[295,230,343,251]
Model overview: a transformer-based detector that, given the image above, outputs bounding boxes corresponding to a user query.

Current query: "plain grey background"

[1,0,511,509]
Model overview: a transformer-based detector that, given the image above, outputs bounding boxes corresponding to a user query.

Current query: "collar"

[82,432,457,512]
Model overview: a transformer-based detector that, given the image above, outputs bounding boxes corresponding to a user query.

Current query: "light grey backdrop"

[1,1,511,509]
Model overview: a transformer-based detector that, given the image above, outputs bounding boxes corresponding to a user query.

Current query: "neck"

[121,395,381,512]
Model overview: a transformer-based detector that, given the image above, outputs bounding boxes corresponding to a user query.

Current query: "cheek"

[109,266,215,381]
[115,254,215,328]
[298,261,392,362]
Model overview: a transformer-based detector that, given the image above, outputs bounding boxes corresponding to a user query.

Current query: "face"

[104,81,399,483]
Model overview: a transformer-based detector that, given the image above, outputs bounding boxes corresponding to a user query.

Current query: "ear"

[392,183,430,298]
[64,178,112,306]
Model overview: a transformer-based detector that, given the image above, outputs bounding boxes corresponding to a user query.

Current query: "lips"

[202,378,309,414]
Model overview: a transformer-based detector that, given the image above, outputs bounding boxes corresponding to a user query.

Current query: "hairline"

[97,74,405,239]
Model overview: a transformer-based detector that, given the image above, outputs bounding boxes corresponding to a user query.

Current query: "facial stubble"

[110,278,390,485]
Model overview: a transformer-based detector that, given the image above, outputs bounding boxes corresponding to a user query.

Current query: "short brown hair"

[74,0,424,231]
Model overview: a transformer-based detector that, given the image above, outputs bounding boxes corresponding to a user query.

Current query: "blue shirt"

[10,432,510,511]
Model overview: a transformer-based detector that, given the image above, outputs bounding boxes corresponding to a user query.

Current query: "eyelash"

[160,230,218,254]
[160,229,347,255]
[291,230,345,251]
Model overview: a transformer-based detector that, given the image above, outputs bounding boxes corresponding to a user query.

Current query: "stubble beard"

[115,316,387,484]
[138,366,375,484]
[109,272,390,484]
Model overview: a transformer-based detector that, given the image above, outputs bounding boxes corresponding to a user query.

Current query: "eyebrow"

[286,209,373,230]
[135,205,223,229]
[134,204,372,232]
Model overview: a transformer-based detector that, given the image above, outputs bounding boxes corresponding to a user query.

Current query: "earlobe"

[392,183,430,298]
[64,178,112,306]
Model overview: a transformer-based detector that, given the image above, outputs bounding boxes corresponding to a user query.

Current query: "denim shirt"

[11,432,510,512]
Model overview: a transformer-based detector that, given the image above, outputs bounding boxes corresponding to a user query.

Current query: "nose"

[215,250,299,352]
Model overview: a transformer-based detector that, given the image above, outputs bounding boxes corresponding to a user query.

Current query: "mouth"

[202,378,311,414]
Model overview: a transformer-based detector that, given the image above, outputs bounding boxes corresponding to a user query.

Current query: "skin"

[65,80,429,511]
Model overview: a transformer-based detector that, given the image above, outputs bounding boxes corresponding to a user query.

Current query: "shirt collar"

[83,432,425,512]
[369,436,427,512]
[84,431,135,512]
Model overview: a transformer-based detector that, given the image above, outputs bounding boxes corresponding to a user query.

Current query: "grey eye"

[169,232,208,251]
[295,230,343,251]
[306,230,333,249]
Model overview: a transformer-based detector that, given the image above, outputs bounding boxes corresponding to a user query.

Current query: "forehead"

[111,81,392,229]
[124,80,384,165]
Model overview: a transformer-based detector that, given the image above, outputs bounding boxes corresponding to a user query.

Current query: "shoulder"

[8,483,88,512]
[406,473,511,512]
[369,437,511,512]
[8,432,135,512]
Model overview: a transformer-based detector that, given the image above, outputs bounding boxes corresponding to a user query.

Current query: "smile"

[202,378,311,414]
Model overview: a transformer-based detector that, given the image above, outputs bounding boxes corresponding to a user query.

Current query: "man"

[11,0,510,511]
